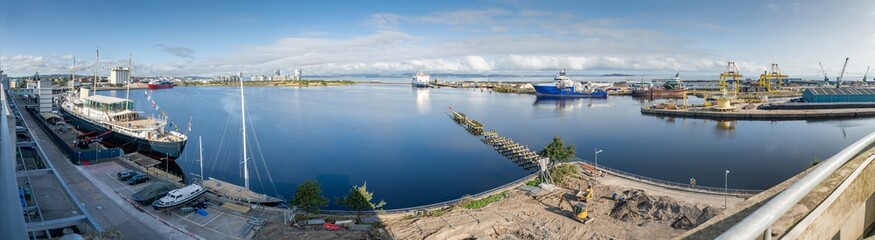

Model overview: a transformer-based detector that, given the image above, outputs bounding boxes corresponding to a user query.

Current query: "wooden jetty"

[450,111,546,171]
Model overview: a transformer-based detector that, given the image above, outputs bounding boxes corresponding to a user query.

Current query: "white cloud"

[767,3,781,13]
[363,13,402,29]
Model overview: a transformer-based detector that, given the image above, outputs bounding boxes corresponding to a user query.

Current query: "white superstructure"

[412,72,430,87]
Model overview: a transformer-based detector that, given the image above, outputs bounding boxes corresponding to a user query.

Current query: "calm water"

[104,84,875,209]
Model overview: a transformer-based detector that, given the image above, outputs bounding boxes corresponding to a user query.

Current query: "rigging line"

[244,110,269,197]
[210,112,234,176]
[246,109,280,197]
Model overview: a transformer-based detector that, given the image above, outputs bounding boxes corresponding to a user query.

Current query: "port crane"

[837,58,849,89]
[758,63,787,92]
[719,62,742,95]
[864,66,870,83]
[819,61,829,82]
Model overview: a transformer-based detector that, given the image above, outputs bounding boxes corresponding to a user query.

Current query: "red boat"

[147,80,174,89]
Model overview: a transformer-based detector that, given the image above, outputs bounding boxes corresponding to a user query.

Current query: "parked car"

[118,170,138,181]
[128,174,150,185]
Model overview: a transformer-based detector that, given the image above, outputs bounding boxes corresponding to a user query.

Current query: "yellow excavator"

[570,202,594,224]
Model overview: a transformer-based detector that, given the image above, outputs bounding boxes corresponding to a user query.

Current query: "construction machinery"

[719,62,743,95]
[576,186,593,202]
[819,61,829,82]
[837,58,849,89]
[863,66,870,83]
[758,64,788,92]
[571,202,593,224]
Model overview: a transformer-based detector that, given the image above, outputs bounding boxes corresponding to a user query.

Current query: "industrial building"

[802,88,875,103]
[109,66,130,85]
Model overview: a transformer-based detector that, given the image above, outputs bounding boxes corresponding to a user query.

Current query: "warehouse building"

[802,88,875,103]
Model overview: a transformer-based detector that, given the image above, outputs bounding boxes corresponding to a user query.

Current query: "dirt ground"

[253,165,724,239]
[384,169,722,240]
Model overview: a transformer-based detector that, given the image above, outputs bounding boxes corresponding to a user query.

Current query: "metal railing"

[572,158,761,196]
[717,130,875,240]
[0,84,28,239]
[321,171,539,215]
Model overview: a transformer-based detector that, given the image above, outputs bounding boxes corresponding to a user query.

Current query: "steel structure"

[719,62,743,95]
[758,64,788,92]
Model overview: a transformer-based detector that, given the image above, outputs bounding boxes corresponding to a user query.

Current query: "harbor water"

[103,84,875,209]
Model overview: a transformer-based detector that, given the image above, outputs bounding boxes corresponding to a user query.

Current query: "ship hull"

[147,84,174,90]
[60,108,186,160]
[533,85,608,98]
[412,82,430,88]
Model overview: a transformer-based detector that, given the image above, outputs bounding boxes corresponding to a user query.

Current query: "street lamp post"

[595,148,603,173]
[724,169,730,208]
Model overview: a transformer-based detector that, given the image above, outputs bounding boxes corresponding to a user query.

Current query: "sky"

[1,0,874,78]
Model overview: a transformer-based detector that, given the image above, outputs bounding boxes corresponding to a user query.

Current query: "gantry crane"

[719,62,743,95]
[758,64,788,92]
[837,58,849,89]
[819,61,829,82]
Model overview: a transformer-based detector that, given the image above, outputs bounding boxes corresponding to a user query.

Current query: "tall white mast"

[126,53,131,106]
[240,74,249,190]
[199,136,204,183]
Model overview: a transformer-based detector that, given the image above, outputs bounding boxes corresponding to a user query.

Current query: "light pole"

[595,148,603,172]
[724,169,730,209]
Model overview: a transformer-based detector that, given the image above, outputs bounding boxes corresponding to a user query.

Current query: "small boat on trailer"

[152,184,207,210]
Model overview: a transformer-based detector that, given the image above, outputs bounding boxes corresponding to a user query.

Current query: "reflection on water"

[414,87,430,114]
[532,96,611,111]
[716,120,736,131]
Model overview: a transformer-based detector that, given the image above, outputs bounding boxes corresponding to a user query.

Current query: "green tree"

[290,180,328,219]
[337,182,386,222]
[539,135,576,162]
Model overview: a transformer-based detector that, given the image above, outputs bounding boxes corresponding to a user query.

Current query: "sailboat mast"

[199,136,204,182]
[240,75,249,190]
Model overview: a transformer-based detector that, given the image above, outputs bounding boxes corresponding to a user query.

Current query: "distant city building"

[109,66,131,85]
[294,69,302,80]
[37,80,52,113]
[213,74,241,82]
[274,69,281,76]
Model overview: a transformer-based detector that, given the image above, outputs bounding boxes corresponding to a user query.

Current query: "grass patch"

[550,164,578,184]
[462,192,506,209]
[526,178,543,187]
[428,207,452,217]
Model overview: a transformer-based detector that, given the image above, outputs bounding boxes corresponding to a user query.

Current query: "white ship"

[412,72,430,88]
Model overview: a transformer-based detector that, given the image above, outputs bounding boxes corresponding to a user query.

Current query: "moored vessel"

[60,89,187,160]
[532,69,608,98]
[152,184,207,210]
[147,79,174,89]
[412,72,430,88]
[632,73,687,98]
[200,74,284,206]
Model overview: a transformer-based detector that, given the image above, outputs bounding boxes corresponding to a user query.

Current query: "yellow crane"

[758,63,788,92]
[719,62,743,95]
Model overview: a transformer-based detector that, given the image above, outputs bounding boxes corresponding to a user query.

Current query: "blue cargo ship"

[532,69,608,98]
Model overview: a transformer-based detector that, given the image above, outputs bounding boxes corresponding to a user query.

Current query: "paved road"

[14,96,193,239]
[599,173,745,207]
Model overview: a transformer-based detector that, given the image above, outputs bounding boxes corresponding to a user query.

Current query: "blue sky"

[1,0,874,78]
